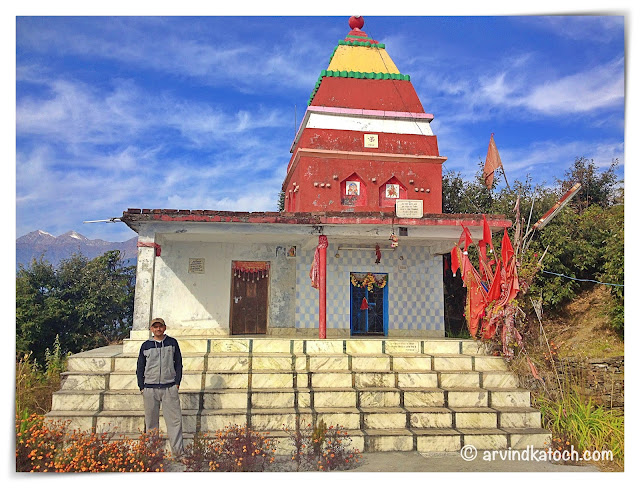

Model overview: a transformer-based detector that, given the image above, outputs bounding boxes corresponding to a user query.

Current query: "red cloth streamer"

[375,244,381,264]
[482,214,493,249]
[464,265,487,339]
[309,235,329,289]
[137,241,161,257]
[360,297,369,310]
[450,246,460,277]
[458,227,473,251]
[501,228,514,267]
[527,356,542,380]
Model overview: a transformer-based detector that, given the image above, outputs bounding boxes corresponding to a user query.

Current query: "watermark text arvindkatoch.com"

[460,445,613,463]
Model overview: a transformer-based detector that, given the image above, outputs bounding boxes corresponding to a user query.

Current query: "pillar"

[318,235,328,339]
[132,231,158,332]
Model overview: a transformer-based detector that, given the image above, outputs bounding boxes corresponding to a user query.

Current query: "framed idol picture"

[385,184,400,198]
[346,181,360,196]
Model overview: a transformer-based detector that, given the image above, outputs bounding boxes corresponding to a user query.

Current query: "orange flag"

[483,133,502,189]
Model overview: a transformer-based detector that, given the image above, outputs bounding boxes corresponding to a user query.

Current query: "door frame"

[349,272,389,336]
[229,261,270,335]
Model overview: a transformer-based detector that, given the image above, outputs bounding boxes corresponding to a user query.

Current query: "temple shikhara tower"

[283,16,444,215]
[47,17,550,455]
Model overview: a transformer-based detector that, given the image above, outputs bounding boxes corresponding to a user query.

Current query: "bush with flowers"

[284,419,362,471]
[181,424,277,472]
[16,413,167,472]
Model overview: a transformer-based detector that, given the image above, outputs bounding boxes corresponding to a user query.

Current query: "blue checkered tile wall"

[295,243,444,333]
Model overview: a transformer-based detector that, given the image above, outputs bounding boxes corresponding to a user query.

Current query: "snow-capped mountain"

[16,230,137,270]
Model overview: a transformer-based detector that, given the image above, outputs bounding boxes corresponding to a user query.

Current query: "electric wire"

[540,270,623,288]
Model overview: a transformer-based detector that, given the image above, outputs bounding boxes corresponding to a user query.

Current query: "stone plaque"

[364,133,379,148]
[395,199,423,218]
[188,258,205,274]
[385,341,420,353]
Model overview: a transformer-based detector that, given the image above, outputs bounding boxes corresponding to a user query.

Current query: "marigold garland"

[350,273,387,291]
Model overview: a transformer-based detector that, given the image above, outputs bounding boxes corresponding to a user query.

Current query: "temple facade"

[121,17,509,340]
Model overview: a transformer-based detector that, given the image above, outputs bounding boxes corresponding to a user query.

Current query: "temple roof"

[308,16,422,113]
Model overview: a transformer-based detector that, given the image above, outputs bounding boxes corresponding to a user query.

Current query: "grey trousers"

[142,385,184,457]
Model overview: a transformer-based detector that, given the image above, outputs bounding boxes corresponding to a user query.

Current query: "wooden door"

[231,262,269,335]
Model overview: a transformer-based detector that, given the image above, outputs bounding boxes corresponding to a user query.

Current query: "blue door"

[350,273,388,336]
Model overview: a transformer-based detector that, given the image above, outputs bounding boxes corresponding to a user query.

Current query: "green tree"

[16,251,135,363]
[441,156,623,333]
[442,166,493,214]
[557,157,620,212]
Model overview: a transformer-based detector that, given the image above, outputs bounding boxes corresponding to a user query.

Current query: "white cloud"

[521,57,624,114]
[523,16,624,43]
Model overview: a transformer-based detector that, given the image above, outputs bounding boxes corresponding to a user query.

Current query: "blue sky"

[15,11,626,243]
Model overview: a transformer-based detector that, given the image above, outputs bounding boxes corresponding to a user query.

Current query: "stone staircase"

[47,337,550,453]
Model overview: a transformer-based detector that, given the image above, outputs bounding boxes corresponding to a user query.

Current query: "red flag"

[458,227,473,251]
[483,133,502,189]
[486,260,503,303]
[482,215,493,251]
[501,228,514,266]
[360,297,369,310]
[450,246,460,277]
[464,265,487,338]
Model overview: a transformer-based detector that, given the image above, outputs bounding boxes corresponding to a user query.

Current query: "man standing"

[136,317,184,458]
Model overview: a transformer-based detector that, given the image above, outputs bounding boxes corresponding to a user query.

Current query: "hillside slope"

[539,285,623,359]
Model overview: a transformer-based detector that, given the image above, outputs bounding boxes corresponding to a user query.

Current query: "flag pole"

[501,165,511,191]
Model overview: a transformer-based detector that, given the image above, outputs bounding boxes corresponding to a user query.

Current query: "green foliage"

[557,157,621,212]
[16,335,70,417]
[45,335,70,380]
[16,250,136,363]
[442,165,494,214]
[526,204,624,330]
[278,190,286,212]
[443,156,623,332]
[537,386,624,467]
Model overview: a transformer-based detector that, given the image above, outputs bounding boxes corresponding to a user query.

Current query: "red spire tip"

[349,16,364,30]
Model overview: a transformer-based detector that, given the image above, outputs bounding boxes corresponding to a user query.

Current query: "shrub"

[51,428,166,472]
[16,336,69,418]
[536,386,624,469]
[182,424,277,472]
[181,432,218,472]
[16,413,67,472]
[15,413,167,472]
[285,420,362,471]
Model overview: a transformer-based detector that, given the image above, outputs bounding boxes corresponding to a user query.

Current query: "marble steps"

[48,340,550,452]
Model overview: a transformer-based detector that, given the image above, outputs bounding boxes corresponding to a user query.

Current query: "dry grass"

[539,285,623,359]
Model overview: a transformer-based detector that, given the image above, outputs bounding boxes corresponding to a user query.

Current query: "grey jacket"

[136,335,183,389]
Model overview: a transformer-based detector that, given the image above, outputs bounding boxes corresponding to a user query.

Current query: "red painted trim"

[137,241,161,257]
[123,209,511,229]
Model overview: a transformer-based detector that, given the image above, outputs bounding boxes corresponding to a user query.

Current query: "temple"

[120,16,509,340]
[48,18,550,455]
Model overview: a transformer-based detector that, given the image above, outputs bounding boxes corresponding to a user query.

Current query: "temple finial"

[349,16,364,31]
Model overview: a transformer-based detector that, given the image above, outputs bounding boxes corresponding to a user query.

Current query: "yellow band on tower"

[327,45,400,74]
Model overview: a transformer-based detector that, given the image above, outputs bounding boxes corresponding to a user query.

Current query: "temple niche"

[379,176,407,207]
[340,172,367,207]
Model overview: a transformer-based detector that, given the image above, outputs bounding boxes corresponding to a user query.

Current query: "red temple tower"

[282,16,445,214]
